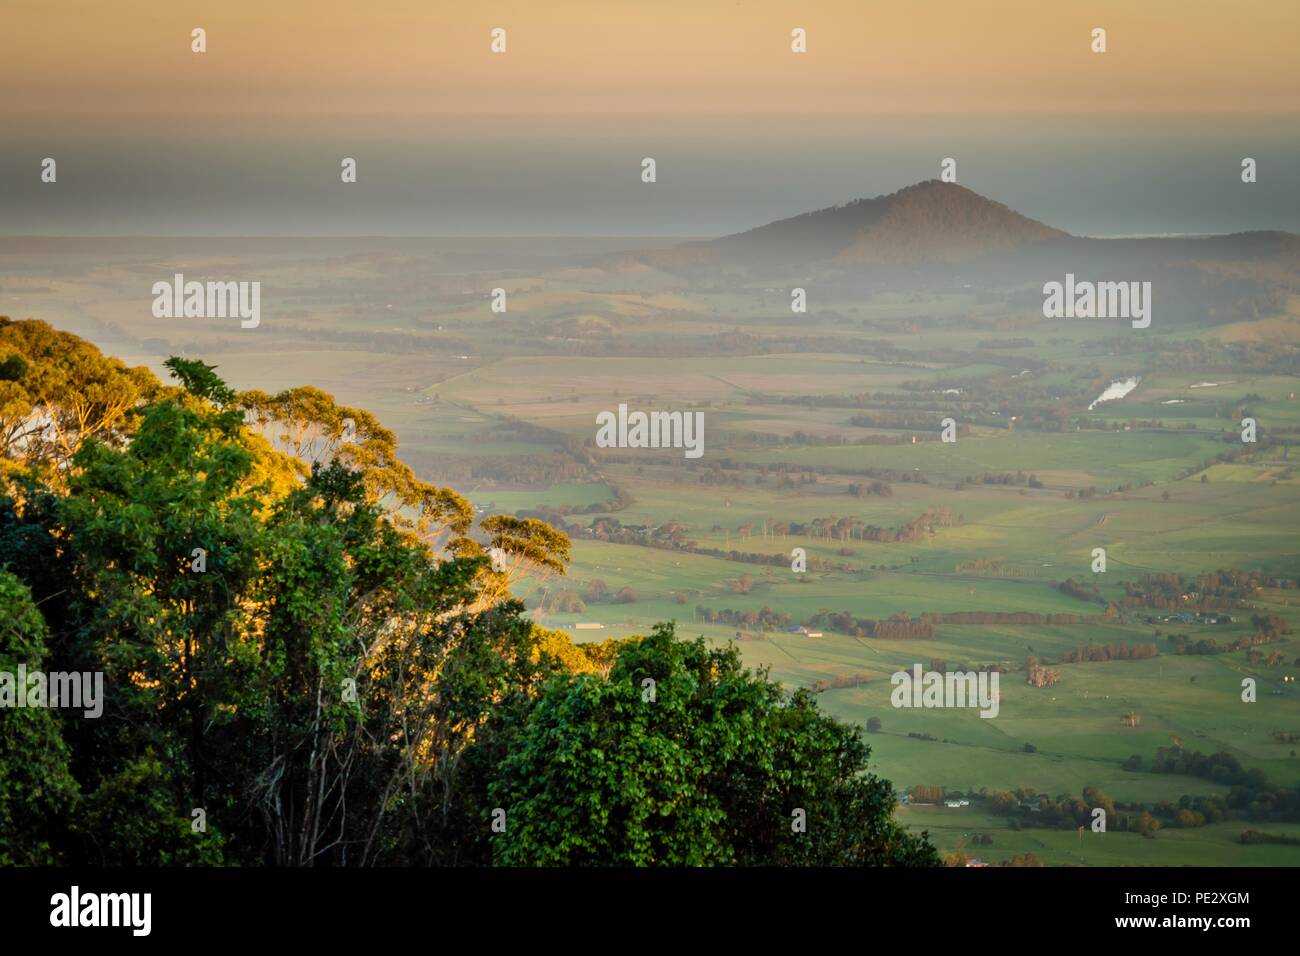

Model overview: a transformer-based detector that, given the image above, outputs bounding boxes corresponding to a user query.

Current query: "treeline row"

[1057,577,1104,603]
[775,507,952,543]
[806,611,934,640]
[1166,621,1292,657]
[1124,569,1297,608]
[803,609,1106,640]
[508,483,634,519]
[1058,642,1158,663]
[954,471,1044,489]
[696,605,791,631]
[919,610,1096,626]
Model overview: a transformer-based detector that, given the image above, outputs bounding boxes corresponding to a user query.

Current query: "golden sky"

[3,0,1297,114]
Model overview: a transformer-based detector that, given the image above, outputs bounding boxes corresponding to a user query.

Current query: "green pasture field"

[730,429,1227,486]
[476,481,615,513]
[896,805,1300,866]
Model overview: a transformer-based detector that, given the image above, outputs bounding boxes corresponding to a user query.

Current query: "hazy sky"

[3,113,1296,237]
[2,2,1296,236]
[4,0,1297,114]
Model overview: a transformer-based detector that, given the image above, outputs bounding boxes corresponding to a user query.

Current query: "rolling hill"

[606,180,1300,288]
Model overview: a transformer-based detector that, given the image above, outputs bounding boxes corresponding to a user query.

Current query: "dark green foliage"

[163,356,237,408]
[0,353,27,382]
[486,623,938,866]
[0,571,78,864]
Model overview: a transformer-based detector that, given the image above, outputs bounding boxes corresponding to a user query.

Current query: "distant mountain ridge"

[622,181,1067,271]
[606,180,1299,275]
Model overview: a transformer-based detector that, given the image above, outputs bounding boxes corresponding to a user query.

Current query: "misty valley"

[3,180,1298,868]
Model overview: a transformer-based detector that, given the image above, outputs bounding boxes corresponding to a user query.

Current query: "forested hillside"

[0,317,935,867]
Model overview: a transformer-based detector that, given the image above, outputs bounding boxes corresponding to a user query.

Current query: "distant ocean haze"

[3,113,1297,237]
